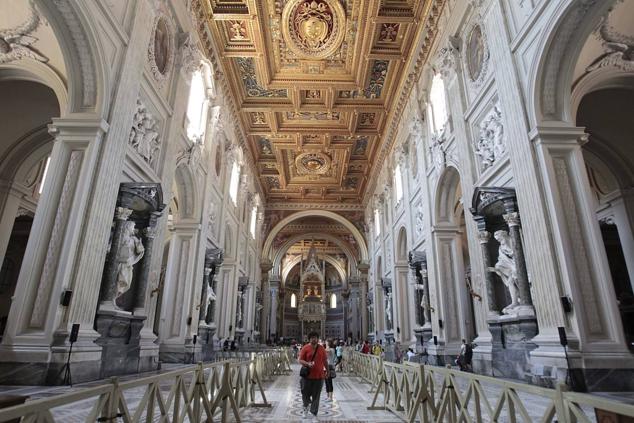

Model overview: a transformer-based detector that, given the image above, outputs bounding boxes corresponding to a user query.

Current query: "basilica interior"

[0,0,633,401]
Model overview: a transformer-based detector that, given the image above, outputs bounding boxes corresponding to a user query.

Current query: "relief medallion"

[281,0,346,59]
[466,24,488,83]
[295,151,332,175]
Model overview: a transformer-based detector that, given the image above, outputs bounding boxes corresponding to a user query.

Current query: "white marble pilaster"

[530,125,632,365]
[0,116,108,363]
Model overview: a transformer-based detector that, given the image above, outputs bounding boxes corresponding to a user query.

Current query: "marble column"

[134,211,162,315]
[0,184,25,264]
[476,227,499,317]
[269,276,280,340]
[199,266,211,324]
[99,207,134,311]
[503,210,534,314]
[349,278,361,341]
[358,262,370,338]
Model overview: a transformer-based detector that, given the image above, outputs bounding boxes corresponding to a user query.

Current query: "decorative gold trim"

[281,0,346,60]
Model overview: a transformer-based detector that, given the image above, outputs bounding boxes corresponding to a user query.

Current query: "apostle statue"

[385,291,393,330]
[115,221,145,307]
[493,230,519,314]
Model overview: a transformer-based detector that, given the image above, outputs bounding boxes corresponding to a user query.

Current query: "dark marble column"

[199,266,211,323]
[503,211,534,311]
[205,276,217,324]
[99,207,133,310]
[134,211,161,314]
[471,211,500,318]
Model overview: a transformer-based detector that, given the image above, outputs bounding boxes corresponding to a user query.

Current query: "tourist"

[298,331,328,418]
[394,341,403,363]
[372,341,382,356]
[406,347,416,362]
[324,339,336,401]
[361,340,370,354]
[456,339,473,371]
[335,341,344,371]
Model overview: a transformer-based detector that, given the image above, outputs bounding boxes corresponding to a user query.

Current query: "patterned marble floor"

[236,367,398,422]
[1,364,632,422]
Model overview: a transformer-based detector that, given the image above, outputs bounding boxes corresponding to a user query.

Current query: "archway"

[577,86,634,351]
[262,210,369,262]
[0,80,59,340]
[431,167,475,357]
[528,0,633,366]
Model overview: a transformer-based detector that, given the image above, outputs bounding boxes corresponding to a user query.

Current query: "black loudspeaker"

[193,335,197,345]
[187,317,192,326]
[61,290,73,306]
[433,335,438,345]
[438,319,443,329]
[561,296,572,313]
[558,326,568,347]
[69,323,80,343]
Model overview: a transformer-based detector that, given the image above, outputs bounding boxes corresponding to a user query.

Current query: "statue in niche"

[492,230,519,314]
[385,291,393,330]
[115,221,145,305]
[236,291,243,327]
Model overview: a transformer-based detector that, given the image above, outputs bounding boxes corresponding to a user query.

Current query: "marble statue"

[236,291,243,326]
[385,291,393,329]
[493,230,519,314]
[115,221,145,305]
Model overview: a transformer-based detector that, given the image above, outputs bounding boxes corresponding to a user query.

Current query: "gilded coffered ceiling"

[194,0,442,205]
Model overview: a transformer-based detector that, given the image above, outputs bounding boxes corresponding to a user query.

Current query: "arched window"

[374,209,381,236]
[186,68,210,143]
[229,162,240,205]
[290,293,297,308]
[249,205,257,238]
[330,293,337,309]
[394,163,403,202]
[427,73,448,134]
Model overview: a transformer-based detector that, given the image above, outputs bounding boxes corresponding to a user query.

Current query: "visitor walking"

[361,340,370,354]
[456,339,473,371]
[394,342,403,364]
[324,340,336,401]
[298,332,328,418]
[335,341,344,371]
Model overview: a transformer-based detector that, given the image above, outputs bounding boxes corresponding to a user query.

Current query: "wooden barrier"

[345,350,634,423]
[0,350,290,423]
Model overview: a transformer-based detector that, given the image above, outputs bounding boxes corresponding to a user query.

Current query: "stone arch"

[262,210,368,261]
[0,62,68,113]
[434,166,462,225]
[172,164,199,220]
[32,0,109,115]
[529,0,617,125]
[281,254,347,287]
[272,232,359,277]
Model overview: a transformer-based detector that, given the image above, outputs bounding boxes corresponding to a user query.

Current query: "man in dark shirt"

[298,331,328,418]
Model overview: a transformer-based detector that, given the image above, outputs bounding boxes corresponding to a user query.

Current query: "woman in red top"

[298,332,329,418]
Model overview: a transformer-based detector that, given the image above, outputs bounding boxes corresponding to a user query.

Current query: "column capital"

[48,116,109,142]
[261,259,273,272]
[503,212,521,227]
[408,250,426,268]
[477,230,491,244]
[528,124,588,146]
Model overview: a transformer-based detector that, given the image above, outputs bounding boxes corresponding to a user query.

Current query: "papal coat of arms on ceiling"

[282,0,346,59]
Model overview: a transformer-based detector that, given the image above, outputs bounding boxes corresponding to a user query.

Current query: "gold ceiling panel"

[196,0,437,205]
